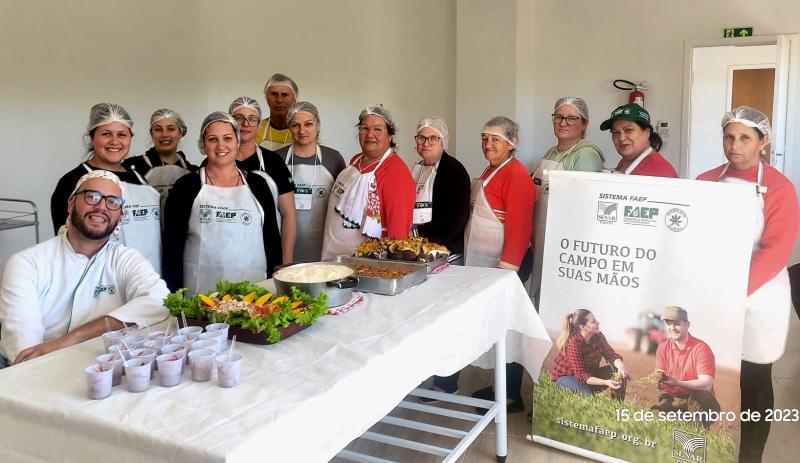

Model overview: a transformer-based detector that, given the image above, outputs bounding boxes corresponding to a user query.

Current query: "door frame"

[680,34,799,177]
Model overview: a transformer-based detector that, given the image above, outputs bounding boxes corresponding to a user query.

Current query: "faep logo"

[597,201,618,224]
[672,429,706,463]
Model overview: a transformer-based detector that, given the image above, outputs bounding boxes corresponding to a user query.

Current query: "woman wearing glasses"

[600,103,678,177]
[123,108,197,214]
[227,96,296,264]
[51,103,163,273]
[321,105,416,259]
[530,97,605,300]
[162,112,281,294]
[275,102,346,263]
[410,116,470,257]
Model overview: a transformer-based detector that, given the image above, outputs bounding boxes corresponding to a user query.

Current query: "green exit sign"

[724,27,753,38]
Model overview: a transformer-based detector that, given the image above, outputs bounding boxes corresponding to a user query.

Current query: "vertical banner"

[532,171,756,463]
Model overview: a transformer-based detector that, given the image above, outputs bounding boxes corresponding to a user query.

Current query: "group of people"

[0,71,796,463]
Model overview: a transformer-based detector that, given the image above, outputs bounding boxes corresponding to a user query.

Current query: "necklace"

[358,155,382,173]
[206,169,242,186]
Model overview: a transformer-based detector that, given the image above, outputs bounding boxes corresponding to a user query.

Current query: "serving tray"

[177,317,311,345]
[326,256,428,296]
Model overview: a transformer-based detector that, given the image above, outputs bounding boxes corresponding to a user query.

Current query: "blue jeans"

[555,365,627,400]
[555,375,595,395]
[0,354,10,369]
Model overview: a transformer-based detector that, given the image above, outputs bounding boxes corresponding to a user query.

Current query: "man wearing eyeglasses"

[0,170,169,367]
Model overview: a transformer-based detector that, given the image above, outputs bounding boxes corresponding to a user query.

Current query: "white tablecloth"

[0,266,551,463]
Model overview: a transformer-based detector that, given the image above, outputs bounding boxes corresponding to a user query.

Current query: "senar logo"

[597,201,618,224]
[665,208,689,232]
[672,429,706,462]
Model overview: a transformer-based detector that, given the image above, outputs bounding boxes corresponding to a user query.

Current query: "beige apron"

[285,145,334,263]
[464,157,514,268]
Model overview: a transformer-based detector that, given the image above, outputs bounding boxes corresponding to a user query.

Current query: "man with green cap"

[600,103,678,177]
[651,306,720,429]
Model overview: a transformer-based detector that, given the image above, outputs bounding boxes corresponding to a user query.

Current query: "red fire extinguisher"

[613,79,650,107]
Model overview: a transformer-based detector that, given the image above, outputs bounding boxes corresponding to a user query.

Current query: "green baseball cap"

[662,306,688,322]
[600,103,652,131]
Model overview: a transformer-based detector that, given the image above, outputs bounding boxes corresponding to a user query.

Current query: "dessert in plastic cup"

[216,353,243,388]
[130,348,157,377]
[190,339,219,354]
[178,326,203,341]
[102,329,126,350]
[156,353,184,387]
[205,323,230,351]
[123,358,153,393]
[199,331,226,352]
[146,330,172,343]
[96,353,124,386]
[188,348,216,382]
[84,364,114,399]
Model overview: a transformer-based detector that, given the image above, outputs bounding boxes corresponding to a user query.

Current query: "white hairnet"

[287,101,321,128]
[229,96,262,120]
[721,106,772,143]
[358,105,396,133]
[263,73,298,97]
[482,116,519,148]
[416,116,449,150]
[554,96,589,120]
[198,112,240,155]
[70,170,123,197]
[86,103,134,135]
[150,108,187,135]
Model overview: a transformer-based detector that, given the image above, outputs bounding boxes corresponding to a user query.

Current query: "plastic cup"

[142,340,164,355]
[96,353,124,386]
[205,323,230,351]
[130,348,157,377]
[120,335,146,350]
[199,331,226,353]
[102,329,126,350]
[216,353,243,388]
[84,364,114,399]
[178,326,203,341]
[123,358,153,392]
[161,344,188,371]
[108,343,132,361]
[156,353,184,387]
[147,331,172,344]
[188,348,216,382]
[190,339,219,354]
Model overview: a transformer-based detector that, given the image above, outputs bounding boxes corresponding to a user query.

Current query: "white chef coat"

[0,230,169,361]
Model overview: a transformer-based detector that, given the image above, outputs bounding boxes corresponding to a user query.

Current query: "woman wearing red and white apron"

[50,103,162,273]
[599,103,678,178]
[530,97,605,300]
[123,109,197,218]
[697,106,799,463]
[321,105,415,259]
[162,112,281,293]
[276,102,346,263]
[464,116,535,414]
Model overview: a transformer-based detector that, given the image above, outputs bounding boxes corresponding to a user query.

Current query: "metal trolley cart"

[0,198,40,244]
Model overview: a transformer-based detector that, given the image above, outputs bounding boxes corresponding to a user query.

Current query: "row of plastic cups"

[101,323,230,352]
[85,350,243,399]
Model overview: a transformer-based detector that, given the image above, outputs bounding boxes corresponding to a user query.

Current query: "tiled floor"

[333,313,800,462]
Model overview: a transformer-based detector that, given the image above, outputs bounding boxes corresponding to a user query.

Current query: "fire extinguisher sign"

[723,27,753,38]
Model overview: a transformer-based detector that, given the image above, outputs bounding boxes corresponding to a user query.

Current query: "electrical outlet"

[657,120,669,139]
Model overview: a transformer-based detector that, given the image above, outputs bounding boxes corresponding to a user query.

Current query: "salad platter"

[165,280,328,344]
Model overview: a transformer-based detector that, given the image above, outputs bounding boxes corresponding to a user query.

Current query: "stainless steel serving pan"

[273,262,358,307]
[326,256,427,296]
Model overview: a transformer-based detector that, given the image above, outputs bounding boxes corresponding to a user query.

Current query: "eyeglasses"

[414,135,442,145]
[73,189,125,210]
[234,116,260,126]
[551,114,582,126]
[358,125,386,134]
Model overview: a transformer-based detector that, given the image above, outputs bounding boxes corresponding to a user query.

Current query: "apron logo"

[132,208,150,221]
[665,208,688,232]
[93,284,117,297]
[315,187,327,198]
[152,207,160,220]
[199,208,213,223]
[241,212,253,225]
[216,211,237,222]
[597,201,618,223]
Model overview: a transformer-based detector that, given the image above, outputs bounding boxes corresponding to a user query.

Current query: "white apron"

[718,162,791,363]
[615,147,653,174]
[321,149,391,259]
[411,160,439,227]
[142,154,191,217]
[285,145,334,263]
[464,157,514,268]
[248,148,283,231]
[183,168,267,295]
[529,147,572,296]
[82,163,162,273]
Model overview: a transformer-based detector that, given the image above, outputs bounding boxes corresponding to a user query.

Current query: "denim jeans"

[0,354,10,369]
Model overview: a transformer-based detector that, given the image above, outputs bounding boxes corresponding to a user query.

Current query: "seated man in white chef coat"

[0,170,169,367]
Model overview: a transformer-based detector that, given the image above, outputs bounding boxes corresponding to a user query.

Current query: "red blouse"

[351,151,416,239]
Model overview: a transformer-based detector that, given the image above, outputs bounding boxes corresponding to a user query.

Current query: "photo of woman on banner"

[599,103,678,178]
[550,309,630,400]
[650,306,720,430]
[697,106,799,463]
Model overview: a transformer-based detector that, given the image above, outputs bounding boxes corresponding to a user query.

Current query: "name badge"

[295,185,313,210]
